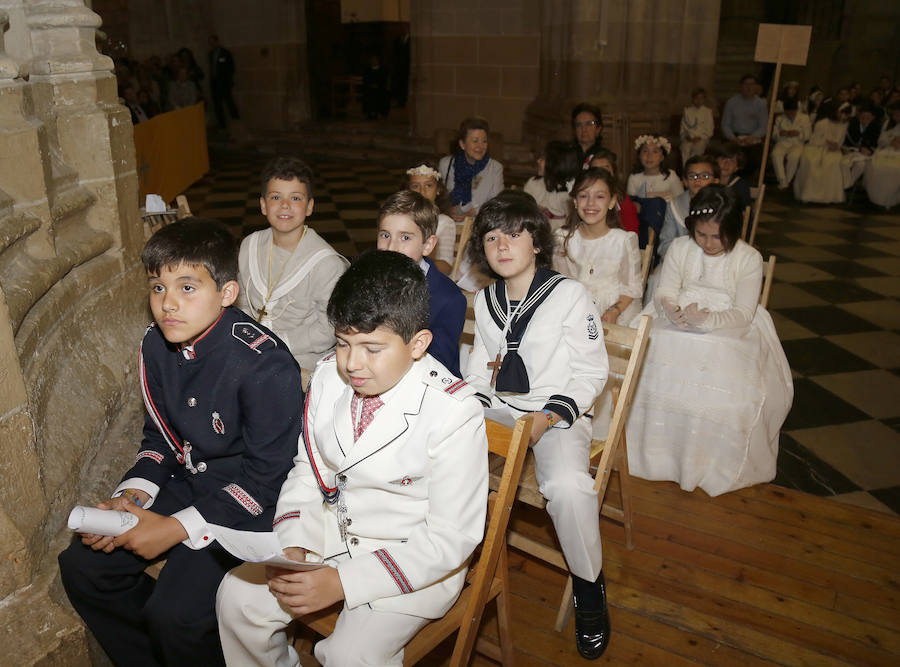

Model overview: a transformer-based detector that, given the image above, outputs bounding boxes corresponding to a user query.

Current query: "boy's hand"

[267,566,345,617]
[79,495,142,553]
[112,504,187,560]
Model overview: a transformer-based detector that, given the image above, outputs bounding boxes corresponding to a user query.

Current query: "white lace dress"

[793,118,848,203]
[863,122,900,208]
[553,227,643,326]
[626,237,793,496]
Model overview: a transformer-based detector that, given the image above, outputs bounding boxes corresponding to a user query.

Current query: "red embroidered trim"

[223,483,263,516]
[445,379,468,394]
[273,510,302,527]
[135,450,164,464]
[374,549,413,594]
[249,333,271,350]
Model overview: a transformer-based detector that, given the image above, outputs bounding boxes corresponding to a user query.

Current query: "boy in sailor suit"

[58,219,303,665]
[217,250,488,667]
[464,190,612,660]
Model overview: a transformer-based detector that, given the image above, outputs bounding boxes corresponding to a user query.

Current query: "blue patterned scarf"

[449,152,490,206]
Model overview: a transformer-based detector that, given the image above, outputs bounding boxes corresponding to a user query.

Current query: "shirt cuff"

[171,506,215,550]
[113,478,160,509]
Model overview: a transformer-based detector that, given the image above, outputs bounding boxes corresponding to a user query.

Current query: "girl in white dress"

[626,134,684,249]
[863,102,900,208]
[554,168,642,326]
[405,161,456,274]
[794,101,851,203]
[627,185,793,497]
[680,88,714,165]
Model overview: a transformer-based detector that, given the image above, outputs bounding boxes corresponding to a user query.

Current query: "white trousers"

[484,404,603,581]
[681,137,710,164]
[841,152,871,188]
[216,563,428,667]
[770,142,803,187]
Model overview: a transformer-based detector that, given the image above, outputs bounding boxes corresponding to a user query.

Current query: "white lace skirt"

[625,309,793,496]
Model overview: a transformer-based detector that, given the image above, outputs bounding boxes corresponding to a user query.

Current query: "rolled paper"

[68,506,139,536]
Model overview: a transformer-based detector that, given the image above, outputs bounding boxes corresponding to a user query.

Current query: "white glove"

[682,302,710,328]
[661,298,686,327]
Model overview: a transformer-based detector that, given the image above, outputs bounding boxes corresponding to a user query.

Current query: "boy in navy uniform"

[375,189,467,376]
[58,218,303,665]
[217,251,488,666]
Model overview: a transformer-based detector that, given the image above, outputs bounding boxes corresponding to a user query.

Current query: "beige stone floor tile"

[804,207,861,219]
[772,262,835,282]
[787,218,855,232]
[766,283,828,308]
[766,245,845,262]
[826,331,900,369]
[831,491,896,515]
[855,257,900,276]
[789,420,900,489]
[871,226,900,240]
[770,311,817,341]
[854,276,900,297]
[866,241,900,256]
[812,369,900,419]
[838,300,900,330]
[783,232,847,245]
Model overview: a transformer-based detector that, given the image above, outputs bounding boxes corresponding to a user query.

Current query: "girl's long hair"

[559,167,622,258]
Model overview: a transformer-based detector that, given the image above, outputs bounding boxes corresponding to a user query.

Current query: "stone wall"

[0,1,145,663]
[410,0,542,144]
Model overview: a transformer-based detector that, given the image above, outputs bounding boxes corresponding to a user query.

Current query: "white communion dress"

[626,237,793,496]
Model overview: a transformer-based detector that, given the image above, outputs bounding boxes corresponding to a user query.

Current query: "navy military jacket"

[125,306,303,530]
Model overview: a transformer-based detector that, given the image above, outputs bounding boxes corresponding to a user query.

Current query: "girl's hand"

[661,298,685,326]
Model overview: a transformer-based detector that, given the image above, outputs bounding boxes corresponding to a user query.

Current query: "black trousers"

[58,486,240,666]
[211,80,239,127]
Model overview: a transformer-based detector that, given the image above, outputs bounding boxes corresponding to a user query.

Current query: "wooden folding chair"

[459,290,476,348]
[450,216,475,281]
[489,315,652,632]
[740,205,752,240]
[747,183,766,247]
[294,415,533,667]
[640,227,656,291]
[141,194,194,239]
[759,255,776,309]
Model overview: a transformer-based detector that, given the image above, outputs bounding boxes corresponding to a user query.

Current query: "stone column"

[523,0,721,165]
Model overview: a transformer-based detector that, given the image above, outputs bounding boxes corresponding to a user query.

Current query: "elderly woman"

[626,185,793,496]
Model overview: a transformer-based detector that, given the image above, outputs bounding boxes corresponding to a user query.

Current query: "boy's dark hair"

[543,140,581,192]
[740,74,758,85]
[589,148,619,175]
[571,103,603,128]
[467,190,554,279]
[327,250,429,343]
[141,217,238,288]
[378,190,439,239]
[260,156,315,199]
[782,97,799,112]
[685,154,721,179]
[717,143,746,169]
[685,184,742,253]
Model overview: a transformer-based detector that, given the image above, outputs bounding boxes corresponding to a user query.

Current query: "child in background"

[465,190,611,660]
[716,143,752,210]
[59,219,303,666]
[658,154,721,262]
[238,157,349,370]
[680,88,714,165]
[376,190,466,377]
[217,251,488,667]
[626,134,684,249]
[523,139,581,227]
[405,161,456,274]
[554,168,642,326]
[771,98,811,190]
[439,117,504,219]
[589,149,640,235]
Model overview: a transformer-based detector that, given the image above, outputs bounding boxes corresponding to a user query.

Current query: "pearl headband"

[406,165,441,180]
[689,207,715,216]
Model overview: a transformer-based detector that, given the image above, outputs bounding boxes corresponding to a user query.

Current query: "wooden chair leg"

[553,575,574,633]
[495,547,516,666]
[618,434,635,551]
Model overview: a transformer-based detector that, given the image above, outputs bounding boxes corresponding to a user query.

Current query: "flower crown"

[406,164,441,180]
[634,134,672,154]
[689,207,716,216]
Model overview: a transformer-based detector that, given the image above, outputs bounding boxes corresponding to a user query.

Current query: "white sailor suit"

[466,269,609,581]
[58,306,303,666]
[217,353,488,667]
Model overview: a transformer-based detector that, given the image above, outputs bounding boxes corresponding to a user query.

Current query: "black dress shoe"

[572,571,611,660]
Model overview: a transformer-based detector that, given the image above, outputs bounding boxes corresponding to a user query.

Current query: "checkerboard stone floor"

[184,147,900,516]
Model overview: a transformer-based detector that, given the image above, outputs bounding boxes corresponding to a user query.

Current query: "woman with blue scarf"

[439,117,505,220]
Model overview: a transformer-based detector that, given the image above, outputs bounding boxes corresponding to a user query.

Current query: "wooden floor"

[409,476,900,666]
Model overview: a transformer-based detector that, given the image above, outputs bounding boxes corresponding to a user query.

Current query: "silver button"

[196,462,207,473]
[345,518,352,526]
[187,397,198,407]
[350,537,359,546]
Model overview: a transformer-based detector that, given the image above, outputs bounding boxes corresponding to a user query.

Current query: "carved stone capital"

[25,1,112,76]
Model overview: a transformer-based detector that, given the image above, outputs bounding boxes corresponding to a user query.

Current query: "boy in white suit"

[217,250,489,666]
